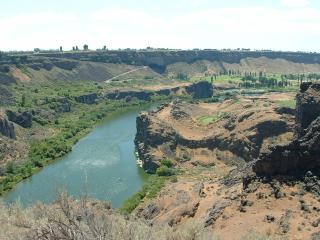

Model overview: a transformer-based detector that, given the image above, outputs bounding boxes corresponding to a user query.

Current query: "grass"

[275,99,296,109]
[0,192,216,240]
[189,74,300,94]
[190,75,242,85]
[0,81,178,196]
[198,111,228,125]
[121,159,177,214]
[120,175,168,214]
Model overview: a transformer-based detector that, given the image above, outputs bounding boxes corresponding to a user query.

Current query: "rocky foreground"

[134,85,320,239]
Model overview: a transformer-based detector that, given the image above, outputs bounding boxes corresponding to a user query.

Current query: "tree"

[21,94,26,107]
[83,44,89,51]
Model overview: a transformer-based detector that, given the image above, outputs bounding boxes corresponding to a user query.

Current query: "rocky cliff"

[75,93,98,104]
[106,90,152,102]
[6,110,32,128]
[186,81,213,99]
[253,82,320,175]
[295,82,320,137]
[106,81,213,103]
[57,97,71,112]
[0,116,15,139]
[37,50,320,73]
[135,94,294,173]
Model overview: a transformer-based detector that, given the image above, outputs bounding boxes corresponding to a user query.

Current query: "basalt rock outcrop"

[75,93,98,104]
[6,110,32,128]
[135,95,294,173]
[0,116,15,139]
[295,82,320,137]
[106,81,213,104]
[186,81,213,99]
[38,50,320,74]
[253,82,320,175]
[57,97,71,112]
[106,90,152,102]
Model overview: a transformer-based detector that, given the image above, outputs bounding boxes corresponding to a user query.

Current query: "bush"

[161,159,173,168]
[156,166,175,176]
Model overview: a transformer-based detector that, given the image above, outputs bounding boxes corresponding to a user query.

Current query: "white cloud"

[1,4,320,51]
[281,0,309,8]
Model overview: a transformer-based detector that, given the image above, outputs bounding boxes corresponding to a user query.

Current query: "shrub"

[0,193,218,240]
[121,176,167,214]
[161,159,173,168]
[156,166,175,176]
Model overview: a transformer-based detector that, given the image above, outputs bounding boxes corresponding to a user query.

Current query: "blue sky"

[1,0,320,51]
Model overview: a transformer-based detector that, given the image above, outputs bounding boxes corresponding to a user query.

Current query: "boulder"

[6,110,32,128]
[204,201,230,227]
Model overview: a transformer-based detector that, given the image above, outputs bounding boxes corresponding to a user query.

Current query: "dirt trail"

[105,66,148,82]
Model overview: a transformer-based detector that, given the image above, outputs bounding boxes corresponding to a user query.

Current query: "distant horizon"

[2,47,320,54]
[2,0,320,52]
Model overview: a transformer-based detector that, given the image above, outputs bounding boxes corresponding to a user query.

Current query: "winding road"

[105,66,148,83]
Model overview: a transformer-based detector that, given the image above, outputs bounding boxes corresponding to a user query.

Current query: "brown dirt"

[137,165,320,240]
[137,92,295,168]
[9,67,31,83]
[135,92,320,239]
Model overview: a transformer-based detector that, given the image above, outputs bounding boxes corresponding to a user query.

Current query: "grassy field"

[190,75,242,85]
[275,99,296,109]
[198,112,228,125]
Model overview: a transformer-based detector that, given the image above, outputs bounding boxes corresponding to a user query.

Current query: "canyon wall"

[253,82,320,175]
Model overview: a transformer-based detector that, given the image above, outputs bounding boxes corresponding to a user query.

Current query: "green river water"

[2,105,156,208]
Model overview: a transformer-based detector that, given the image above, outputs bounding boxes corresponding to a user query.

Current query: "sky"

[1,0,320,51]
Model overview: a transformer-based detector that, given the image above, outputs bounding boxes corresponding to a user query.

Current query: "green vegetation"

[0,99,158,195]
[156,166,175,176]
[198,111,228,125]
[0,77,180,196]
[120,176,168,214]
[190,71,306,93]
[276,99,296,109]
[156,159,176,176]
[191,74,242,85]
[121,159,177,214]
[161,159,173,168]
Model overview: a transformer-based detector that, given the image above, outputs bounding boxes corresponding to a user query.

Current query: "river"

[2,104,156,208]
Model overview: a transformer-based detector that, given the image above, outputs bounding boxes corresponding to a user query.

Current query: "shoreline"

[0,97,170,198]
